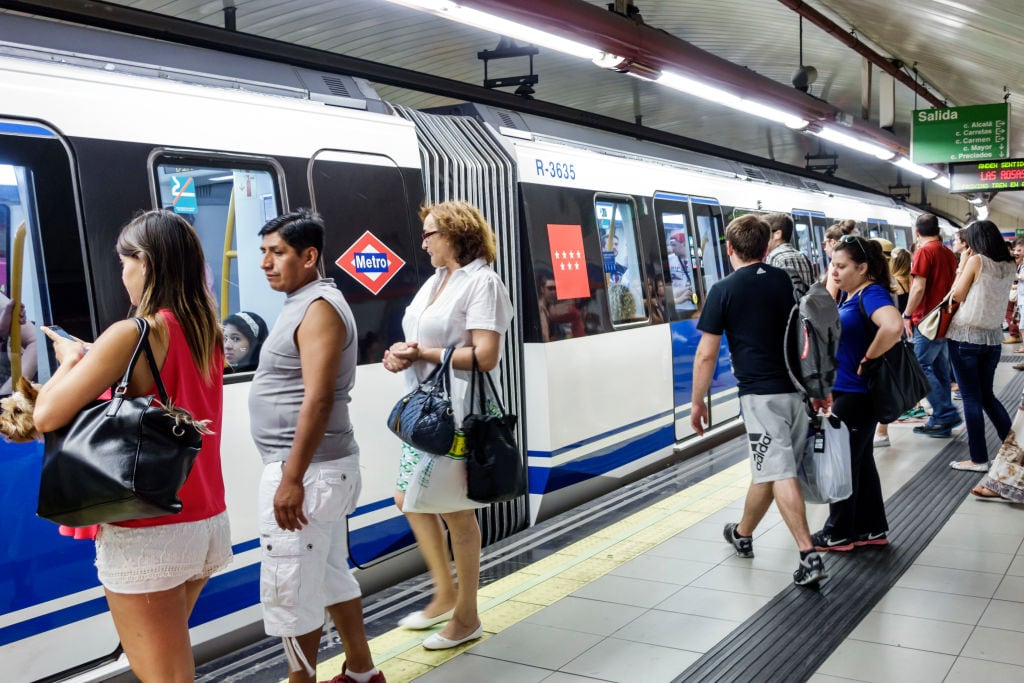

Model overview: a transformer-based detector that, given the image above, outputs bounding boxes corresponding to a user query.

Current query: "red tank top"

[116,310,226,527]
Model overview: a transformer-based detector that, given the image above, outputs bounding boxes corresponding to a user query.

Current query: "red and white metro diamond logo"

[335,231,406,295]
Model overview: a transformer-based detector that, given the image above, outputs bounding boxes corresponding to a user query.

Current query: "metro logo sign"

[336,231,405,295]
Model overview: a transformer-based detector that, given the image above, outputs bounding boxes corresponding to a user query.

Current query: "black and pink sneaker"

[854,531,889,548]
[811,530,855,552]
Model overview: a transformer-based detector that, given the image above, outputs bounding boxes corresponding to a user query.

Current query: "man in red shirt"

[902,213,961,437]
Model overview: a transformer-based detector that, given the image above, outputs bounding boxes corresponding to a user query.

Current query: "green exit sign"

[911,103,1009,164]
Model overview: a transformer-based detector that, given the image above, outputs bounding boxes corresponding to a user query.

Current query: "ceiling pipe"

[776,0,945,109]
[459,0,908,154]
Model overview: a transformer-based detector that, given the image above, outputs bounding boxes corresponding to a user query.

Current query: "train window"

[692,202,729,295]
[153,161,283,374]
[595,197,648,325]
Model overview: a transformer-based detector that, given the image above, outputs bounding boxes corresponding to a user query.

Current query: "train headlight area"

[196,362,1024,683]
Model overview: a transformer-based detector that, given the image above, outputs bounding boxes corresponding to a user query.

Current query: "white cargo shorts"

[258,457,362,637]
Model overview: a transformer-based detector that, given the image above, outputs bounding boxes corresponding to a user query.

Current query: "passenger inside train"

[222,310,268,372]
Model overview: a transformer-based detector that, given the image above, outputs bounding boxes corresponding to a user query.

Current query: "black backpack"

[785,281,841,400]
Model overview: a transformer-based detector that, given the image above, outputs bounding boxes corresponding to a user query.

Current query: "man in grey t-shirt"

[250,210,384,683]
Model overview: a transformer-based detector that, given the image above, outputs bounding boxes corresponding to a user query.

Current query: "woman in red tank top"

[34,209,227,683]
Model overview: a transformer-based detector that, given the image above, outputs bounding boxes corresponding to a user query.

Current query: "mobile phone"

[47,325,76,342]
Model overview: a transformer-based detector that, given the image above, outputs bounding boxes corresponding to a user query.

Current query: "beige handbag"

[918,292,958,341]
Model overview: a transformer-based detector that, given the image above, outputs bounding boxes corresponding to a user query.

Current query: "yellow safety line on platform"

[300,460,752,682]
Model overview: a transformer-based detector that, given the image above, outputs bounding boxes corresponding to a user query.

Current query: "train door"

[308,150,426,566]
[891,225,912,250]
[793,210,828,277]
[654,192,735,440]
[0,121,117,681]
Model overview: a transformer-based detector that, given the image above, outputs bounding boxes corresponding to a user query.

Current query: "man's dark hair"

[725,214,770,262]
[259,209,324,256]
[915,213,940,237]
[766,213,795,243]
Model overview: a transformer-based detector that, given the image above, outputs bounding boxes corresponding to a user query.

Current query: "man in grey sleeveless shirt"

[250,211,384,683]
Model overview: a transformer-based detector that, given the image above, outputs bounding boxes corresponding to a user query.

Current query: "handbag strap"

[421,345,455,394]
[111,318,171,409]
[469,348,507,416]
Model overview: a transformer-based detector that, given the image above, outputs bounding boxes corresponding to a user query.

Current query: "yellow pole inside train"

[9,222,26,386]
[220,187,237,321]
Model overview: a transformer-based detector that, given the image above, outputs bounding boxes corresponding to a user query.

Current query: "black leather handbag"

[857,297,930,424]
[464,351,526,504]
[37,318,206,527]
[386,346,456,455]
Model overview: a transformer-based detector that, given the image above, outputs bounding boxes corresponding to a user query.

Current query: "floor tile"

[676,520,739,543]
[913,545,1015,574]
[523,596,646,637]
[612,609,739,653]
[561,637,701,683]
[721,544,800,574]
[654,585,771,622]
[871,586,989,625]
[608,554,715,585]
[848,610,973,655]
[469,622,604,670]
[895,564,1002,598]
[930,525,1023,553]
[943,656,1024,682]
[816,639,954,683]
[961,626,1024,666]
[1009,555,1024,577]
[412,653,551,682]
[644,536,735,563]
[542,673,610,683]
[806,676,860,683]
[689,564,795,597]
[979,599,1024,632]
[994,575,1024,602]
[571,575,681,609]
[746,523,798,551]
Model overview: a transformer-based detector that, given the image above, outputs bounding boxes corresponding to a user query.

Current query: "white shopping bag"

[798,414,853,504]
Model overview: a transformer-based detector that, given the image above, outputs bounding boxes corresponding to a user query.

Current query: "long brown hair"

[116,210,222,379]
[420,201,497,265]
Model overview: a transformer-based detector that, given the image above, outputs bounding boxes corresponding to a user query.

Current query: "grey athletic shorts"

[739,393,809,484]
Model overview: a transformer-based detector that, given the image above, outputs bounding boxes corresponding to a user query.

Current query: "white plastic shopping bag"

[402,452,486,514]
[798,414,853,504]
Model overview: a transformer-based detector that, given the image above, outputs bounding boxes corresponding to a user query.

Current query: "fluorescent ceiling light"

[814,126,896,160]
[931,175,951,189]
[976,205,989,220]
[658,71,809,130]
[384,0,601,59]
[893,157,938,180]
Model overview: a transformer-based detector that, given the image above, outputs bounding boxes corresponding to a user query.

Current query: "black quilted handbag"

[464,351,526,504]
[37,318,206,527]
[386,346,456,455]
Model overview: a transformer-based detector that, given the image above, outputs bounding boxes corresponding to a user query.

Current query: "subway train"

[0,14,950,683]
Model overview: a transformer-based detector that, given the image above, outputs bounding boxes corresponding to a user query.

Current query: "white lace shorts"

[95,511,232,594]
[259,458,362,637]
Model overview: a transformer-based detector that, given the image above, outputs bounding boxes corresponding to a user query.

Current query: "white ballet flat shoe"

[421,624,484,650]
[398,608,455,630]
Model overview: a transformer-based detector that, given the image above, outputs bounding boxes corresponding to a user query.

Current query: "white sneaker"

[873,436,891,448]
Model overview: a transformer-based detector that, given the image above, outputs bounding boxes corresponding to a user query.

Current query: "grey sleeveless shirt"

[249,278,359,465]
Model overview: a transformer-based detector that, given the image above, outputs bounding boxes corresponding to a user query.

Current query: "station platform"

[198,360,1024,683]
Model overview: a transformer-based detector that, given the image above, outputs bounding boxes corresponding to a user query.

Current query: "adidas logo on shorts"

[748,432,772,471]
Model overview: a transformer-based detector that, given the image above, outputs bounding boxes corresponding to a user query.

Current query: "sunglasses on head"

[838,234,868,258]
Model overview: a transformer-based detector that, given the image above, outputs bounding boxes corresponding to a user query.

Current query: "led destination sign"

[949,159,1024,193]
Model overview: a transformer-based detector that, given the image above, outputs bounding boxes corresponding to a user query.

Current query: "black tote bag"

[857,296,930,424]
[37,318,206,527]
[464,351,526,504]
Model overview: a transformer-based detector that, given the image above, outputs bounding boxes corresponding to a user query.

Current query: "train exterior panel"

[0,17,942,682]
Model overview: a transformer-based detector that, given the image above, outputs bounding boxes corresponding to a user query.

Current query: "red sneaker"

[322,663,386,683]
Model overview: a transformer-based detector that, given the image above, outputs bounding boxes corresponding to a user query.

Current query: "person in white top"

[946,221,1017,471]
[383,201,513,650]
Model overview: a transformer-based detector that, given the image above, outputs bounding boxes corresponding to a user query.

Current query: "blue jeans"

[912,329,960,425]
[947,341,1011,463]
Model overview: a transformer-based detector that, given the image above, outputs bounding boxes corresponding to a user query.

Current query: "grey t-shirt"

[249,278,358,464]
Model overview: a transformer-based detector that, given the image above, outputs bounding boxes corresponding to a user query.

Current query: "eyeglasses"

[839,234,867,259]
[421,230,438,241]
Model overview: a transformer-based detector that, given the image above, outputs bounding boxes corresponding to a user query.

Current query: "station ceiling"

[83,1,1024,227]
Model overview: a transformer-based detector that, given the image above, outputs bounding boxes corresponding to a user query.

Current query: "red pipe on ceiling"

[777,0,946,110]
[459,0,909,155]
